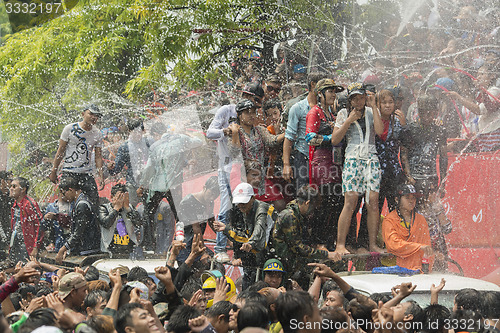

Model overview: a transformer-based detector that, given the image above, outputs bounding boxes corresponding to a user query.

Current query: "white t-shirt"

[60,122,103,174]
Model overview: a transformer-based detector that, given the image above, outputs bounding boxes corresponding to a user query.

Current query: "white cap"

[232,183,254,204]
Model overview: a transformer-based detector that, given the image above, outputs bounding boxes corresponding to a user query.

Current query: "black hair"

[296,185,319,204]
[35,286,53,297]
[247,280,270,293]
[85,265,100,281]
[369,293,392,304]
[180,277,203,301]
[347,298,375,332]
[480,291,500,319]
[127,266,148,281]
[127,119,145,132]
[455,288,482,312]
[22,308,58,329]
[115,302,143,333]
[0,170,12,180]
[422,304,451,333]
[320,306,349,333]
[9,292,22,311]
[203,176,220,195]
[405,300,424,333]
[263,98,283,116]
[18,284,36,300]
[237,302,270,331]
[276,291,316,333]
[450,309,484,333]
[111,183,128,197]
[59,176,80,191]
[308,72,327,91]
[205,300,232,322]
[14,177,29,194]
[417,94,438,114]
[236,290,267,307]
[83,290,108,312]
[321,279,341,300]
[166,305,202,333]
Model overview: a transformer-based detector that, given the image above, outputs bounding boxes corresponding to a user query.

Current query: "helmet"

[315,79,344,94]
[236,99,256,113]
[201,270,236,308]
[262,259,285,279]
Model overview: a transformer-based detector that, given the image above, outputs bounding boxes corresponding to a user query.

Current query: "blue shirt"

[285,98,310,156]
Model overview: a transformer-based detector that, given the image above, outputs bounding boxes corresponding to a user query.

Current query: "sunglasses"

[266,85,281,93]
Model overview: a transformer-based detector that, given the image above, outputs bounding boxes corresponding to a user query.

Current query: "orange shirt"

[382,210,433,271]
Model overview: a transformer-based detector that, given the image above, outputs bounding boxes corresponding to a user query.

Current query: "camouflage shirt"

[272,200,328,271]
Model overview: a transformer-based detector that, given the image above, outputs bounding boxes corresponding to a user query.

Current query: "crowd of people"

[0,1,498,332]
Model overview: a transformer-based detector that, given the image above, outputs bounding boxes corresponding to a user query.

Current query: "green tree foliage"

[0,0,348,191]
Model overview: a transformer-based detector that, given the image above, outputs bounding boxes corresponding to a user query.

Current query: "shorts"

[342,157,381,194]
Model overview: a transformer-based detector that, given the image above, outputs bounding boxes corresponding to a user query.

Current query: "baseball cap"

[241,82,265,98]
[396,184,422,198]
[83,103,102,116]
[58,272,87,299]
[232,183,254,204]
[236,99,256,113]
[431,77,455,91]
[293,64,307,74]
[347,82,366,97]
[263,259,285,273]
[315,78,345,94]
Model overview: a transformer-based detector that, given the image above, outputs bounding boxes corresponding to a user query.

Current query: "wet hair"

[205,300,232,322]
[111,183,128,197]
[85,266,100,281]
[308,72,327,91]
[320,306,349,333]
[180,277,202,301]
[296,185,320,205]
[422,304,451,333]
[83,290,108,312]
[376,89,395,107]
[88,280,111,293]
[203,176,220,195]
[347,298,374,332]
[127,266,148,281]
[247,280,270,293]
[480,291,500,319]
[18,284,36,300]
[59,176,80,191]
[86,314,115,333]
[405,300,424,332]
[14,177,29,194]
[369,293,392,304]
[236,290,267,307]
[455,288,482,312]
[22,308,58,329]
[127,119,144,132]
[115,303,143,333]
[450,309,483,333]
[263,98,283,116]
[237,302,270,331]
[166,305,202,333]
[321,280,341,300]
[276,291,316,333]
[9,292,22,311]
[35,286,53,297]
[417,94,438,114]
